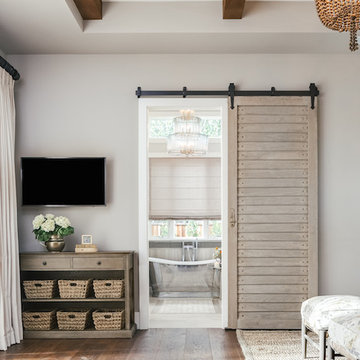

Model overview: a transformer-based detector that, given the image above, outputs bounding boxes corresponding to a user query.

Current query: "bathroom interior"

[147,107,223,328]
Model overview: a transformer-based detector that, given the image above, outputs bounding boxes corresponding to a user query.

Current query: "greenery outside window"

[150,117,221,139]
[174,220,204,238]
[208,220,222,239]
[150,220,169,238]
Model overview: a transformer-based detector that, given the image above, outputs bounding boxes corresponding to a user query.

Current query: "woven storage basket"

[23,310,56,331]
[57,310,91,330]
[93,280,125,298]
[23,280,57,299]
[93,309,125,330]
[58,279,92,298]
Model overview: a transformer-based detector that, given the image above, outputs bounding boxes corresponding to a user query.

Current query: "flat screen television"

[21,157,106,206]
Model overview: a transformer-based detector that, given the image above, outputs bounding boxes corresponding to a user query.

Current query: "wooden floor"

[0,329,244,360]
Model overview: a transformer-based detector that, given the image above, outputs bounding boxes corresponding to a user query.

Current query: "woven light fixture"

[315,0,360,51]
[167,109,208,156]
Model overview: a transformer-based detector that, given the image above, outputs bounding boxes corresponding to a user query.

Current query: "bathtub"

[149,257,220,298]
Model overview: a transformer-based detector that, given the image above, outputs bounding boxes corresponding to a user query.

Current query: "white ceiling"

[0,0,354,54]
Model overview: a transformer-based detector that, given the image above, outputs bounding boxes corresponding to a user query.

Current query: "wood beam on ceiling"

[73,0,102,20]
[223,0,245,19]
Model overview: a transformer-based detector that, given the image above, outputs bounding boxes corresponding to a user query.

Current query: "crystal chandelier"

[315,0,360,51]
[167,109,208,156]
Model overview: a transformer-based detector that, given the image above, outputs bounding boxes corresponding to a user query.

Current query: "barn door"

[228,96,318,329]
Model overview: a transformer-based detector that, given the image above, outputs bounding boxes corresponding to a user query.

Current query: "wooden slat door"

[228,96,318,329]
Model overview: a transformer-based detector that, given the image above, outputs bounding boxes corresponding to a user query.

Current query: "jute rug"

[236,330,340,360]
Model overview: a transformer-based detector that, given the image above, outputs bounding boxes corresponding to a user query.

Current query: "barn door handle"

[230,208,237,228]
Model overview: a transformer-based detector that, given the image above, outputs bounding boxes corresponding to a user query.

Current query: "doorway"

[138,98,228,329]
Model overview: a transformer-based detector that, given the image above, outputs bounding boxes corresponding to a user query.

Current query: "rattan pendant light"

[315,0,360,51]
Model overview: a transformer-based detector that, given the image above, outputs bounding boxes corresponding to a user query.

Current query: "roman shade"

[149,158,221,219]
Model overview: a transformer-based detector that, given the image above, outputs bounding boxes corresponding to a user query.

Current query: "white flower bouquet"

[32,214,74,243]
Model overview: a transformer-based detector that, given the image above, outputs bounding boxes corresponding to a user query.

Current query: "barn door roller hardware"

[136,83,319,110]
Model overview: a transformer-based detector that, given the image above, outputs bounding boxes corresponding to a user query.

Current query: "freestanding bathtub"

[149,257,220,298]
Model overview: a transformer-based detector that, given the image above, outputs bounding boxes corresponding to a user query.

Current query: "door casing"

[138,98,229,329]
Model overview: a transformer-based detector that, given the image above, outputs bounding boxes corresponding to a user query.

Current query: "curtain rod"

[136,83,319,109]
[0,56,20,81]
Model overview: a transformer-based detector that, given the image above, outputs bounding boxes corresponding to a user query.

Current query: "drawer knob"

[42,261,47,266]
[97,261,102,266]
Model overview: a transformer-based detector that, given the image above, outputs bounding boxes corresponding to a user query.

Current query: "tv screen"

[21,157,106,206]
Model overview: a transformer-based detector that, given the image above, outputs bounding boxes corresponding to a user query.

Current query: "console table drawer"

[73,257,124,270]
[21,256,71,270]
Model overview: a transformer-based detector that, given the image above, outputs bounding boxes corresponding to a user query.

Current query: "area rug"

[236,330,324,360]
[152,298,216,314]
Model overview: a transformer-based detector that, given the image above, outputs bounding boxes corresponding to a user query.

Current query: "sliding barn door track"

[136,83,319,109]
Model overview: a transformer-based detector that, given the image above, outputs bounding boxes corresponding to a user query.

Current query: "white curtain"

[0,67,22,350]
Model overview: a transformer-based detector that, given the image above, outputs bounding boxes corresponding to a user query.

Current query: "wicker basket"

[93,280,125,298]
[58,279,92,298]
[23,280,57,299]
[92,309,124,330]
[57,310,91,330]
[23,310,56,330]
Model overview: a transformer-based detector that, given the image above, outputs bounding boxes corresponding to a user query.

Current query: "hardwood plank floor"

[0,329,244,360]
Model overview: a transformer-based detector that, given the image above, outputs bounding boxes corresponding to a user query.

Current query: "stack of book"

[75,244,98,253]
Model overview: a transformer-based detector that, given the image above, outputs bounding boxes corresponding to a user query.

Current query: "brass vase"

[45,235,65,252]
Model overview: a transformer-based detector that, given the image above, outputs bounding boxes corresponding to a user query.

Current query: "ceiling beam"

[223,0,245,19]
[73,0,102,20]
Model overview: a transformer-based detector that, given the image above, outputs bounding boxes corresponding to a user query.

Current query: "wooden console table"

[20,251,136,338]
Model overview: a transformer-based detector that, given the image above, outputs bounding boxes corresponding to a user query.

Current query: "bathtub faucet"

[182,241,198,261]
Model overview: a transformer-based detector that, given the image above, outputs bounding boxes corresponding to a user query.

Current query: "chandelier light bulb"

[167,110,208,156]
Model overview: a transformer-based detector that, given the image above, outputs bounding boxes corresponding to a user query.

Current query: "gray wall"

[8,54,360,296]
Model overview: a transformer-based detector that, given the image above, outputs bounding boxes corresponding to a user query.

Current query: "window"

[150,117,221,138]
[150,220,169,238]
[149,219,221,240]
[174,220,204,239]
[209,220,222,239]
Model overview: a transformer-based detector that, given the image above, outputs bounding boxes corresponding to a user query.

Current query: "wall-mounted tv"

[21,157,106,206]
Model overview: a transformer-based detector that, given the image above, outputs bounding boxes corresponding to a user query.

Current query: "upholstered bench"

[301,295,360,360]
[328,311,360,360]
